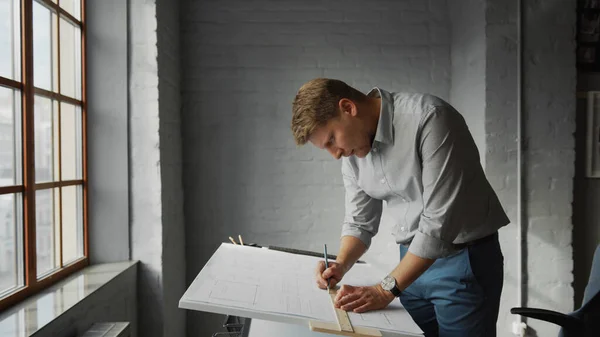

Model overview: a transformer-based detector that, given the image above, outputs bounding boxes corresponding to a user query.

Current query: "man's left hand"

[334,284,395,313]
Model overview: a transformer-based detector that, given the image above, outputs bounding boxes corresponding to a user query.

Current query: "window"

[0,0,87,311]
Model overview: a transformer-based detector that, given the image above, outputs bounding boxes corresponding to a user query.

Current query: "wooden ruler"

[328,288,354,332]
[308,287,382,337]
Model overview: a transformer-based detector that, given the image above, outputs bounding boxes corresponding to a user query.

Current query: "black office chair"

[510,244,600,337]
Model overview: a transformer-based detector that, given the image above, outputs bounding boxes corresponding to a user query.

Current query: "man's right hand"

[315,261,346,289]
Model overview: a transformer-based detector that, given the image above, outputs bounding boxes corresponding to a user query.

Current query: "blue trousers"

[399,233,504,337]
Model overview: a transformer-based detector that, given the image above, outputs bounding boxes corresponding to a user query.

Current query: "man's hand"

[315,261,346,289]
[334,284,395,313]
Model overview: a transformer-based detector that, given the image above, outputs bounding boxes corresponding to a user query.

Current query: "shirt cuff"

[341,224,374,249]
[408,230,458,259]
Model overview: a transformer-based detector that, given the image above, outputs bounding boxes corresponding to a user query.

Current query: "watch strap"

[389,284,402,297]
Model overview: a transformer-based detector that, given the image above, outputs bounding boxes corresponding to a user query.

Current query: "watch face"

[381,275,395,291]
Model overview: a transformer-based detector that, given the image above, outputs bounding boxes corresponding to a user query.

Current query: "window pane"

[0,193,24,295]
[53,101,59,181]
[59,0,80,21]
[0,0,21,81]
[33,2,58,92]
[36,188,59,277]
[59,18,81,99]
[62,185,82,264]
[53,188,59,265]
[34,96,59,183]
[0,86,21,187]
[60,102,81,180]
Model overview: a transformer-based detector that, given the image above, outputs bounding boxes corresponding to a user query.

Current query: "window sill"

[0,261,138,337]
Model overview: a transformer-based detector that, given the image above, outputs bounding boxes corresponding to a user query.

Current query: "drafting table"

[180,243,423,337]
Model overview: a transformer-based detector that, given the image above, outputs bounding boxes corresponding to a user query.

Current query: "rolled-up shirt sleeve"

[409,106,472,259]
[340,159,382,249]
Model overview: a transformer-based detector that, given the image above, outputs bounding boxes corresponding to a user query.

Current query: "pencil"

[324,244,330,291]
[229,236,237,245]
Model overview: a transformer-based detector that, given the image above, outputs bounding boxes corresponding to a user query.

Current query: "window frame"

[0,0,88,312]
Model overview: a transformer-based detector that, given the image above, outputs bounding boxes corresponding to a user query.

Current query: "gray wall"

[156,0,187,335]
[448,0,486,162]
[87,0,129,264]
[129,0,164,335]
[129,0,186,336]
[180,0,451,334]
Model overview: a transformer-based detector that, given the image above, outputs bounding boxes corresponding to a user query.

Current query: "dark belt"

[453,231,498,250]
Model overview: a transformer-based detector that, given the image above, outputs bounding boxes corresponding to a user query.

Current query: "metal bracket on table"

[211,315,249,337]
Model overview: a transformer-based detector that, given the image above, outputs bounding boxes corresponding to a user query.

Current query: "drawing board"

[179,243,422,336]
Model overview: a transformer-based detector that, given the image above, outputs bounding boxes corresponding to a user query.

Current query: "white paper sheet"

[179,243,422,335]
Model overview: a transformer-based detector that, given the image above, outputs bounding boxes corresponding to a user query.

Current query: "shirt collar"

[367,87,394,145]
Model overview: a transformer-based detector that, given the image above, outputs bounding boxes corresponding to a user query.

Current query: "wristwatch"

[380,275,402,297]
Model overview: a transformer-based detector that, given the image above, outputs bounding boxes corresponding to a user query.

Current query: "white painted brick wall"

[181,0,450,334]
[156,0,187,336]
[448,0,486,162]
[522,1,576,336]
[129,1,164,337]
[485,1,576,337]
[129,0,187,336]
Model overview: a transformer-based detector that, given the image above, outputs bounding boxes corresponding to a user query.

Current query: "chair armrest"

[510,307,581,330]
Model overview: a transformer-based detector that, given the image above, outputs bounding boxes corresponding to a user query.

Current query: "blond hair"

[291,78,366,145]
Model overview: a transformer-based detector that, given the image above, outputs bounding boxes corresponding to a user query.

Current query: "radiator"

[80,322,130,337]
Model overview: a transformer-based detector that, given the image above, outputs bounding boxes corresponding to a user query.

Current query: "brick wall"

[449,0,486,161]
[522,1,576,335]
[156,0,187,335]
[485,1,576,336]
[181,0,450,334]
[130,0,187,336]
[129,1,164,337]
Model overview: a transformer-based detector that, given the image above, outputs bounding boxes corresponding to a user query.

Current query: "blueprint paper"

[179,243,422,335]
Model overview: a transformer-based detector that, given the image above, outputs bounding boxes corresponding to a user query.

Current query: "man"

[290,78,509,337]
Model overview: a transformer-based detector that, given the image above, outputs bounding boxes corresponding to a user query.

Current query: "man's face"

[308,100,374,160]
